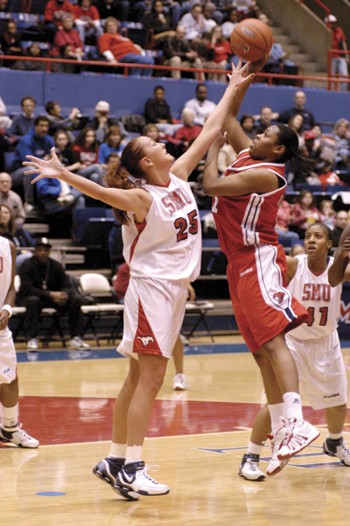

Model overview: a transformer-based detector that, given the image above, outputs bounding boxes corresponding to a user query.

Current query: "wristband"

[2,304,12,318]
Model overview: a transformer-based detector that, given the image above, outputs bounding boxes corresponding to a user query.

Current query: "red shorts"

[227,244,308,353]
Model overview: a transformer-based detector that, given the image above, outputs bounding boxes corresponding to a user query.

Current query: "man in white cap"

[88,100,127,143]
[327,14,349,92]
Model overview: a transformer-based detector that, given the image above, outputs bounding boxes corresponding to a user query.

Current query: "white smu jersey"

[0,237,12,307]
[122,173,201,282]
[288,254,341,340]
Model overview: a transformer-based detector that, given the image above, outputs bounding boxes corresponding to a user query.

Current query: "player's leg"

[323,405,350,466]
[172,335,187,390]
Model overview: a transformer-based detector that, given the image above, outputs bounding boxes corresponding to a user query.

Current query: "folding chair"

[183,301,215,341]
[79,273,124,345]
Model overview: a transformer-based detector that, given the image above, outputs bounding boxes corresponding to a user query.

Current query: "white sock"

[1,404,19,429]
[268,403,285,435]
[125,445,143,464]
[327,432,342,440]
[283,392,303,420]
[108,442,126,459]
[247,441,263,456]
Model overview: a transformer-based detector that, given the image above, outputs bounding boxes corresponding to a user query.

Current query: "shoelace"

[245,459,260,472]
[138,464,162,484]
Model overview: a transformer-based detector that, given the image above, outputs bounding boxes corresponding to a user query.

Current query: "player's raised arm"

[329,224,350,286]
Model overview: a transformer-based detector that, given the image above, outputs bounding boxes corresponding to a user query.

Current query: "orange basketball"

[230,18,273,62]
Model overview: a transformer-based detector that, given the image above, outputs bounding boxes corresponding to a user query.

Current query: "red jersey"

[331,27,347,58]
[212,149,286,257]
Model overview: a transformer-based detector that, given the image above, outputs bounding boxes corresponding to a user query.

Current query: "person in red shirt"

[51,13,83,60]
[98,16,154,76]
[73,0,103,45]
[204,25,232,82]
[71,127,104,184]
[327,14,349,92]
[44,0,75,40]
[172,107,202,156]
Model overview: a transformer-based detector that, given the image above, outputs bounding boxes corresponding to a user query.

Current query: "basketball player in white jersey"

[23,62,256,499]
[239,222,350,481]
[0,236,39,448]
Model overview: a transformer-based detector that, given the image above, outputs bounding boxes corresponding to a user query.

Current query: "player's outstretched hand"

[227,60,255,88]
[23,147,64,183]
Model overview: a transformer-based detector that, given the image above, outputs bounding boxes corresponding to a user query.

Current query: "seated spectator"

[178,3,206,41]
[142,122,161,141]
[44,0,76,41]
[9,116,55,212]
[162,24,204,81]
[98,125,126,166]
[0,171,25,227]
[290,243,305,256]
[262,42,295,76]
[275,196,300,247]
[202,3,217,34]
[54,129,79,169]
[332,118,350,177]
[221,7,238,39]
[144,85,177,136]
[51,13,84,63]
[254,106,278,135]
[204,25,232,83]
[240,114,256,139]
[290,190,322,237]
[332,209,349,246]
[73,0,103,45]
[0,19,22,68]
[17,237,91,351]
[45,100,82,136]
[183,83,216,126]
[318,160,346,189]
[88,100,127,143]
[0,204,34,270]
[278,90,316,132]
[11,42,46,72]
[71,127,105,184]
[94,0,130,22]
[144,0,176,49]
[8,96,36,144]
[98,16,154,77]
[288,114,304,148]
[170,108,202,157]
[318,199,335,229]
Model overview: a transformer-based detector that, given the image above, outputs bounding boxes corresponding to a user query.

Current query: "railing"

[1,54,349,91]
[298,0,331,18]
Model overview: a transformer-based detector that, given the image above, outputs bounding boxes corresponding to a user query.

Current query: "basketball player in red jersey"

[202,60,320,471]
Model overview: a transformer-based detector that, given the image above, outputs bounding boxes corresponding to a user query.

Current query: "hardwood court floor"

[1,336,350,526]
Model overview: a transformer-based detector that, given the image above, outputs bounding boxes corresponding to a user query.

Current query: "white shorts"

[0,327,17,384]
[286,331,348,410]
[117,277,188,359]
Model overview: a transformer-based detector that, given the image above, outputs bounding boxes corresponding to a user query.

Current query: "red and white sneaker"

[277,418,320,460]
[266,426,290,476]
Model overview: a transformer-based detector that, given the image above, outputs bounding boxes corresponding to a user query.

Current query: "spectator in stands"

[87,100,127,144]
[240,114,256,139]
[262,41,294,77]
[288,113,304,148]
[289,243,305,256]
[44,0,76,41]
[45,100,82,136]
[178,3,206,41]
[221,7,238,39]
[163,24,204,81]
[98,16,154,77]
[71,127,105,184]
[142,122,161,141]
[54,129,78,168]
[0,204,34,270]
[0,19,22,68]
[183,83,217,126]
[144,85,176,136]
[94,0,130,22]
[332,118,350,177]
[278,90,316,131]
[204,25,232,83]
[9,116,55,212]
[73,0,103,45]
[326,15,349,92]
[318,199,335,229]
[0,171,25,227]
[332,209,349,246]
[254,106,277,135]
[290,190,322,238]
[8,96,36,146]
[98,124,126,166]
[11,42,46,72]
[275,196,300,247]
[0,95,11,130]
[17,237,91,351]
[0,0,10,13]
[51,13,84,61]
[318,160,345,189]
[144,0,176,50]
[171,107,202,157]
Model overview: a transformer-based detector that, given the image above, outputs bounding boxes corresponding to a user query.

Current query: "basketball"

[230,18,273,62]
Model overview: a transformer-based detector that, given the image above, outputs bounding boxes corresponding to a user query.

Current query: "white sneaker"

[68,337,90,349]
[0,424,39,448]
[266,427,290,476]
[278,418,320,460]
[173,373,187,390]
[116,461,170,497]
[27,338,39,350]
[323,438,350,466]
[239,454,265,481]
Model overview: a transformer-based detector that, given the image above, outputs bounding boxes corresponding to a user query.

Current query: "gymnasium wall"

[1,70,349,129]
